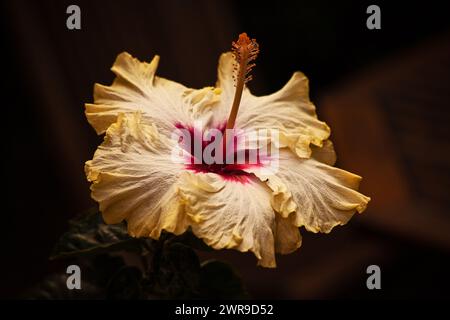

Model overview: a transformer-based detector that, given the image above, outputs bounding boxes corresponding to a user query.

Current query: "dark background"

[2,0,450,299]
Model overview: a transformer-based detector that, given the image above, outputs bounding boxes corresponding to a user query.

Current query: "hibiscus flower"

[85,33,370,267]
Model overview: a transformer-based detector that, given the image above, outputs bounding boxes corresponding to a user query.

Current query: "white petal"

[85,112,189,238]
[214,52,330,158]
[182,86,222,124]
[178,172,278,267]
[246,149,370,233]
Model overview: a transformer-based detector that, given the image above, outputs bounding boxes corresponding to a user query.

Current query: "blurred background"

[1,0,449,298]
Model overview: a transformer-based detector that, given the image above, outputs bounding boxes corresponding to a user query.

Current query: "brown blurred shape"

[320,33,450,250]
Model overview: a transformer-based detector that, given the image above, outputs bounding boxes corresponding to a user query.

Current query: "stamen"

[226,33,259,129]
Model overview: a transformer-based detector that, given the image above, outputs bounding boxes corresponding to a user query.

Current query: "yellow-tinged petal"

[311,140,337,165]
[275,215,302,255]
[85,52,215,136]
[85,112,190,237]
[84,48,370,268]
[84,111,304,267]
[177,171,279,268]
[246,149,370,233]
[213,52,330,158]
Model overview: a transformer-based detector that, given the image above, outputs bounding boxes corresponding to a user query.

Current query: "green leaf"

[172,229,214,252]
[50,208,139,260]
[24,274,104,300]
[200,260,249,299]
[151,242,201,299]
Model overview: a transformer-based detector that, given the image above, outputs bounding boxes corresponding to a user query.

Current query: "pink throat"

[175,122,262,183]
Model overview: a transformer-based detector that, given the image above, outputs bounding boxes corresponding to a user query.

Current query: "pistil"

[226,33,259,129]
